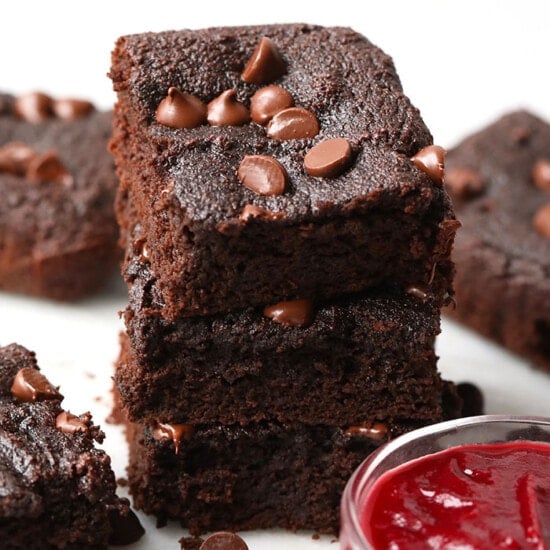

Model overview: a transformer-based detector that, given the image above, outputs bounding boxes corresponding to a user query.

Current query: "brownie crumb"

[179,535,204,550]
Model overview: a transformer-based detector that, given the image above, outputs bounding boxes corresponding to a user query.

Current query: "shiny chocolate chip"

[445,167,486,199]
[263,298,314,328]
[532,159,550,191]
[406,285,430,303]
[200,532,248,550]
[241,37,286,84]
[207,89,250,126]
[250,85,294,125]
[411,145,446,184]
[11,367,61,402]
[0,142,37,176]
[344,422,388,441]
[456,382,484,417]
[13,91,53,123]
[56,411,90,434]
[237,155,287,196]
[533,202,550,237]
[151,422,193,454]
[238,204,285,222]
[304,137,352,178]
[267,107,319,140]
[26,151,73,186]
[156,87,206,129]
[52,98,95,120]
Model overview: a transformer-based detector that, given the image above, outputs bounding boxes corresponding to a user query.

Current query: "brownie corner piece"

[445,110,550,371]
[0,343,144,548]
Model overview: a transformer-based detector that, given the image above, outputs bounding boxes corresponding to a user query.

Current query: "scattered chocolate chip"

[250,85,294,125]
[456,382,484,417]
[55,411,90,434]
[411,145,446,184]
[12,91,53,123]
[241,37,286,84]
[52,98,95,121]
[133,238,150,263]
[237,155,287,195]
[532,159,550,191]
[11,367,61,402]
[263,298,314,328]
[445,167,486,199]
[26,151,73,186]
[344,422,388,441]
[267,107,319,140]
[207,89,250,126]
[108,505,145,546]
[199,531,248,550]
[151,422,193,454]
[304,137,352,178]
[0,142,37,176]
[156,87,206,129]
[533,202,550,237]
[406,285,430,302]
[238,204,285,222]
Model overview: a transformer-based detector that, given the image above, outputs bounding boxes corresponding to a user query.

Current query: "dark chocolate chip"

[512,126,531,145]
[133,238,150,263]
[304,137,352,178]
[237,155,287,196]
[238,204,285,222]
[156,87,206,129]
[108,505,145,546]
[11,367,61,402]
[55,411,89,434]
[207,89,250,126]
[250,85,294,125]
[532,159,550,191]
[445,167,486,199]
[263,298,314,328]
[151,422,193,454]
[241,37,286,84]
[12,91,53,123]
[533,202,550,237]
[199,532,248,550]
[52,98,95,120]
[266,107,319,140]
[344,422,388,441]
[0,142,37,176]
[406,285,430,303]
[411,145,445,184]
[26,151,73,186]
[456,382,484,417]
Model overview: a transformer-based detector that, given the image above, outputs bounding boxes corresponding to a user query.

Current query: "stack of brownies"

[109,24,461,534]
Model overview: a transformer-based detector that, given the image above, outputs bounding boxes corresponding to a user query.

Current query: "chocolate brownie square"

[0,92,119,300]
[445,111,550,371]
[0,343,143,548]
[109,24,458,319]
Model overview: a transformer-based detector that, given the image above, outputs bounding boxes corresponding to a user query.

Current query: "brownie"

[0,92,119,300]
[115,246,449,425]
[445,111,550,371]
[0,343,143,548]
[109,24,458,319]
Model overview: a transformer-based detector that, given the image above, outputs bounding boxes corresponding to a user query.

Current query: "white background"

[1,2,549,548]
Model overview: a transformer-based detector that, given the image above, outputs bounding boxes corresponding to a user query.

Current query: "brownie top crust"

[110,24,448,227]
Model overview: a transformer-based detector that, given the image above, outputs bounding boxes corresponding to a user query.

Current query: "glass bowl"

[339,415,550,549]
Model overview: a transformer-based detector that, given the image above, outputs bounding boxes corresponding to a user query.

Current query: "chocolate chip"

[344,422,388,441]
[406,285,430,302]
[151,422,193,454]
[456,382,484,417]
[108,505,145,546]
[199,532,248,550]
[133,238,150,263]
[250,85,294,125]
[26,151,73,186]
[445,167,486,199]
[156,87,206,129]
[52,98,95,121]
[237,155,287,196]
[55,411,90,434]
[207,89,250,126]
[11,367,61,402]
[238,204,285,222]
[533,202,550,237]
[263,298,314,328]
[532,159,550,191]
[304,137,353,178]
[0,142,37,176]
[12,91,53,123]
[241,37,286,84]
[512,126,531,145]
[267,107,319,140]
[411,145,446,184]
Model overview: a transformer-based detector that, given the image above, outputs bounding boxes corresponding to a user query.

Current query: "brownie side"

[0,343,142,548]
[0,94,119,300]
[109,24,457,318]
[445,111,550,370]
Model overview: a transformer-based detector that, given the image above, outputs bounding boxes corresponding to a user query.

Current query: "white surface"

[1,2,550,548]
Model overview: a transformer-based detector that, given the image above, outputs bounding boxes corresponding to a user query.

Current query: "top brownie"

[110,24,457,318]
